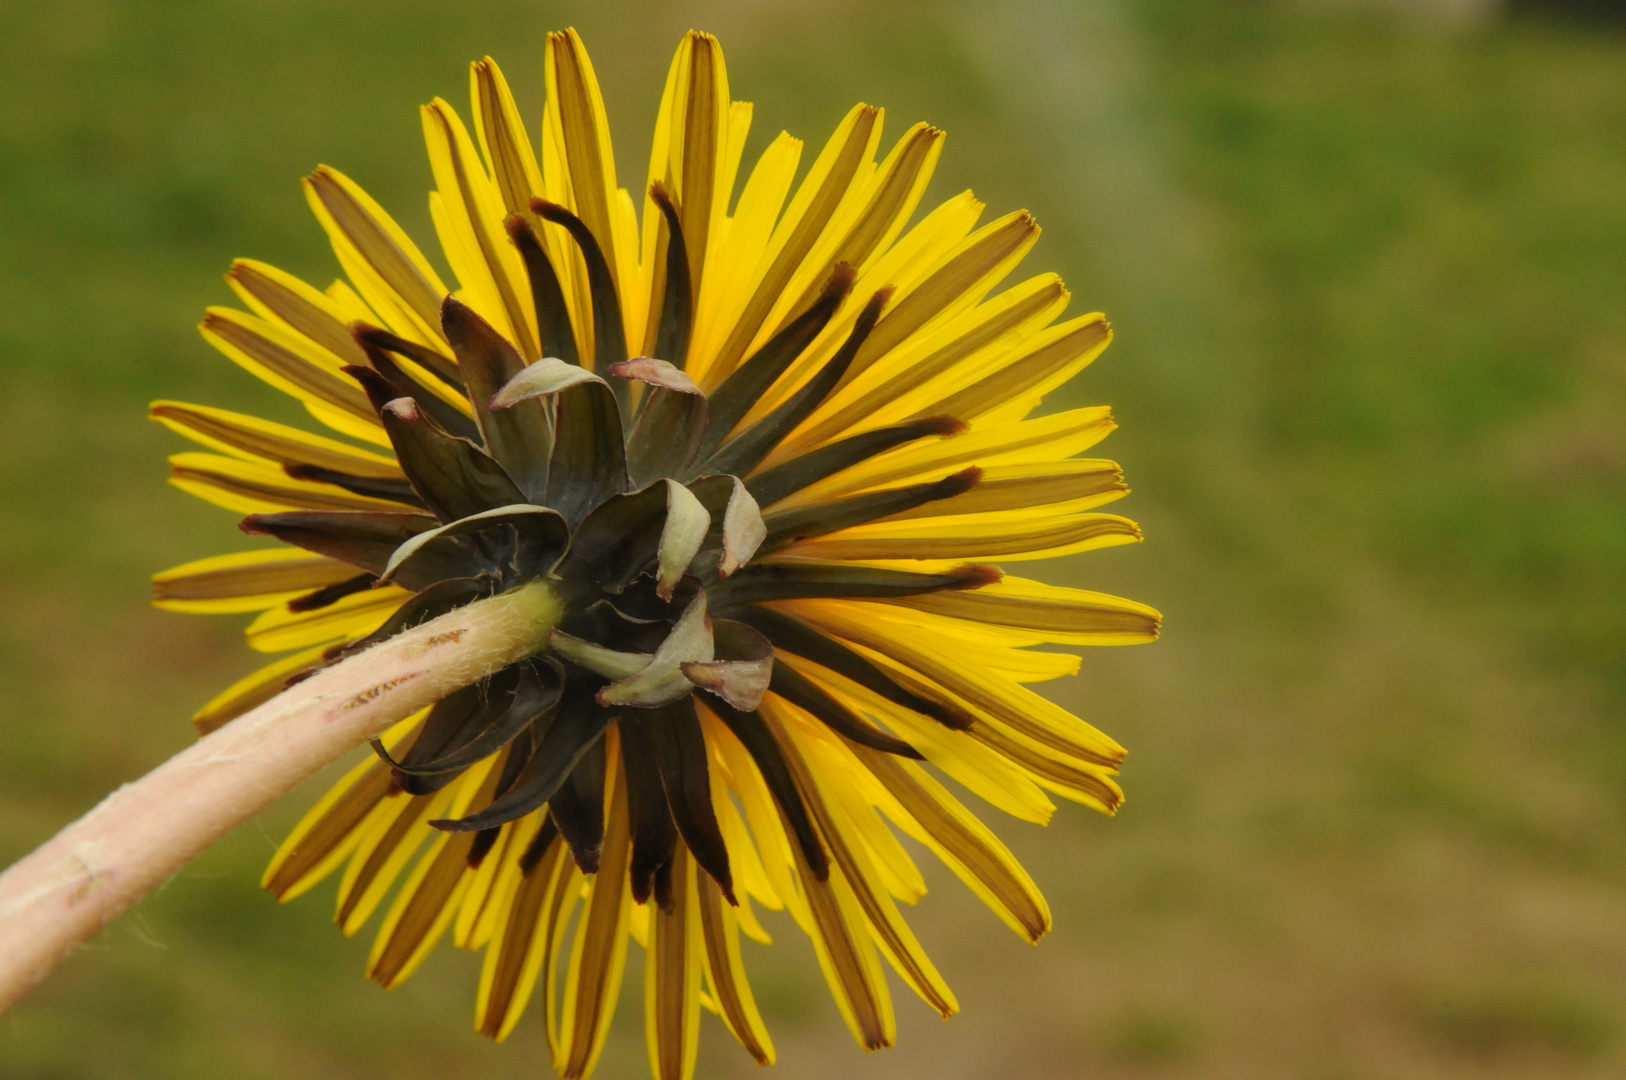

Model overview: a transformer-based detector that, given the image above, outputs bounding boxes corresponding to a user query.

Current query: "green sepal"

[380,397,527,523]
[281,463,424,509]
[685,475,765,578]
[431,677,612,833]
[707,560,1000,609]
[596,594,713,708]
[544,379,627,527]
[744,415,964,509]
[372,658,563,789]
[550,739,606,873]
[695,266,853,463]
[442,297,553,503]
[682,618,773,711]
[636,696,735,903]
[351,323,466,392]
[381,504,569,586]
[555,480,672,598]
[645,182,694,371]
[240,509,456,585]
[618,363,707,488]
[706,700,829,880]
[344,358,480,444]
[758,467,981,556]
[701,286,889,479]
[620,712,679,905]
[532,199,631,418]
[768,662,923,760]
[729,604,971,729]
[504,215,579,365]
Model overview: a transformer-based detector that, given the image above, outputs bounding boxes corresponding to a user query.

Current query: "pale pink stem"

[0,581,561,1013]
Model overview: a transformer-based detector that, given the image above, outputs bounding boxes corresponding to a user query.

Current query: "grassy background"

[4,0,1626,1076]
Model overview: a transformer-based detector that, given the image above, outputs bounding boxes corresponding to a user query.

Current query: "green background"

[4,0,1626,1076]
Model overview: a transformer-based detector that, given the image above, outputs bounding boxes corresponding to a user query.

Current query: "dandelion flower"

[151,28,1160,1079]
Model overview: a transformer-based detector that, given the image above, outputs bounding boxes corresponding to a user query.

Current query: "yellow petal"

[152,547,362,613]
[853,743,1051,942]
[697,703,806,925]
[688,132,802,385]
[754,209,1041,449]
[335,784,457,936]
[192,645,331,735]
[777,652,1054,824]
[707,103,883,381]
[367,758,498,988]
[303,165,449,346]
[470,58,545,221]
[877,458,1126,521]
[453,818,518,949]
[885,573,1162,646]
[777,597,1125,764]
[918,313,1111,422]
[787,508,1143,563]
[262,715,422,900]
[243,584,409,653]
[150,399,400,478]
[167,451,409,516]
[777,406,1117,508]
[758,121,942,351]
[697,872,775,1063]
[199,307,375,430]
[225,258,370,367]
[741,188,985,424]
[757,701,896,1050]
[474,816,568,1039]
[557,742,634,1078]
[423,98,538,358]
[644,845,703,1080]
[544,29,630,318]
[796,272,1069,448]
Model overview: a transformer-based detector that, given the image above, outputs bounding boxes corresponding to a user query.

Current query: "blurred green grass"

[4,1,1626,1077]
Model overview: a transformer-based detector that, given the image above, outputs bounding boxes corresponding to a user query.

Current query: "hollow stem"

[0,580,563,1013]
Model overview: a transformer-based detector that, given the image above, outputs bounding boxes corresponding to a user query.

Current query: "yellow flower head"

[151,28,1160,1080]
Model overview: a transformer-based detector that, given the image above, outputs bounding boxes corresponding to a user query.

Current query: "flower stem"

[0,580,562,1014]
